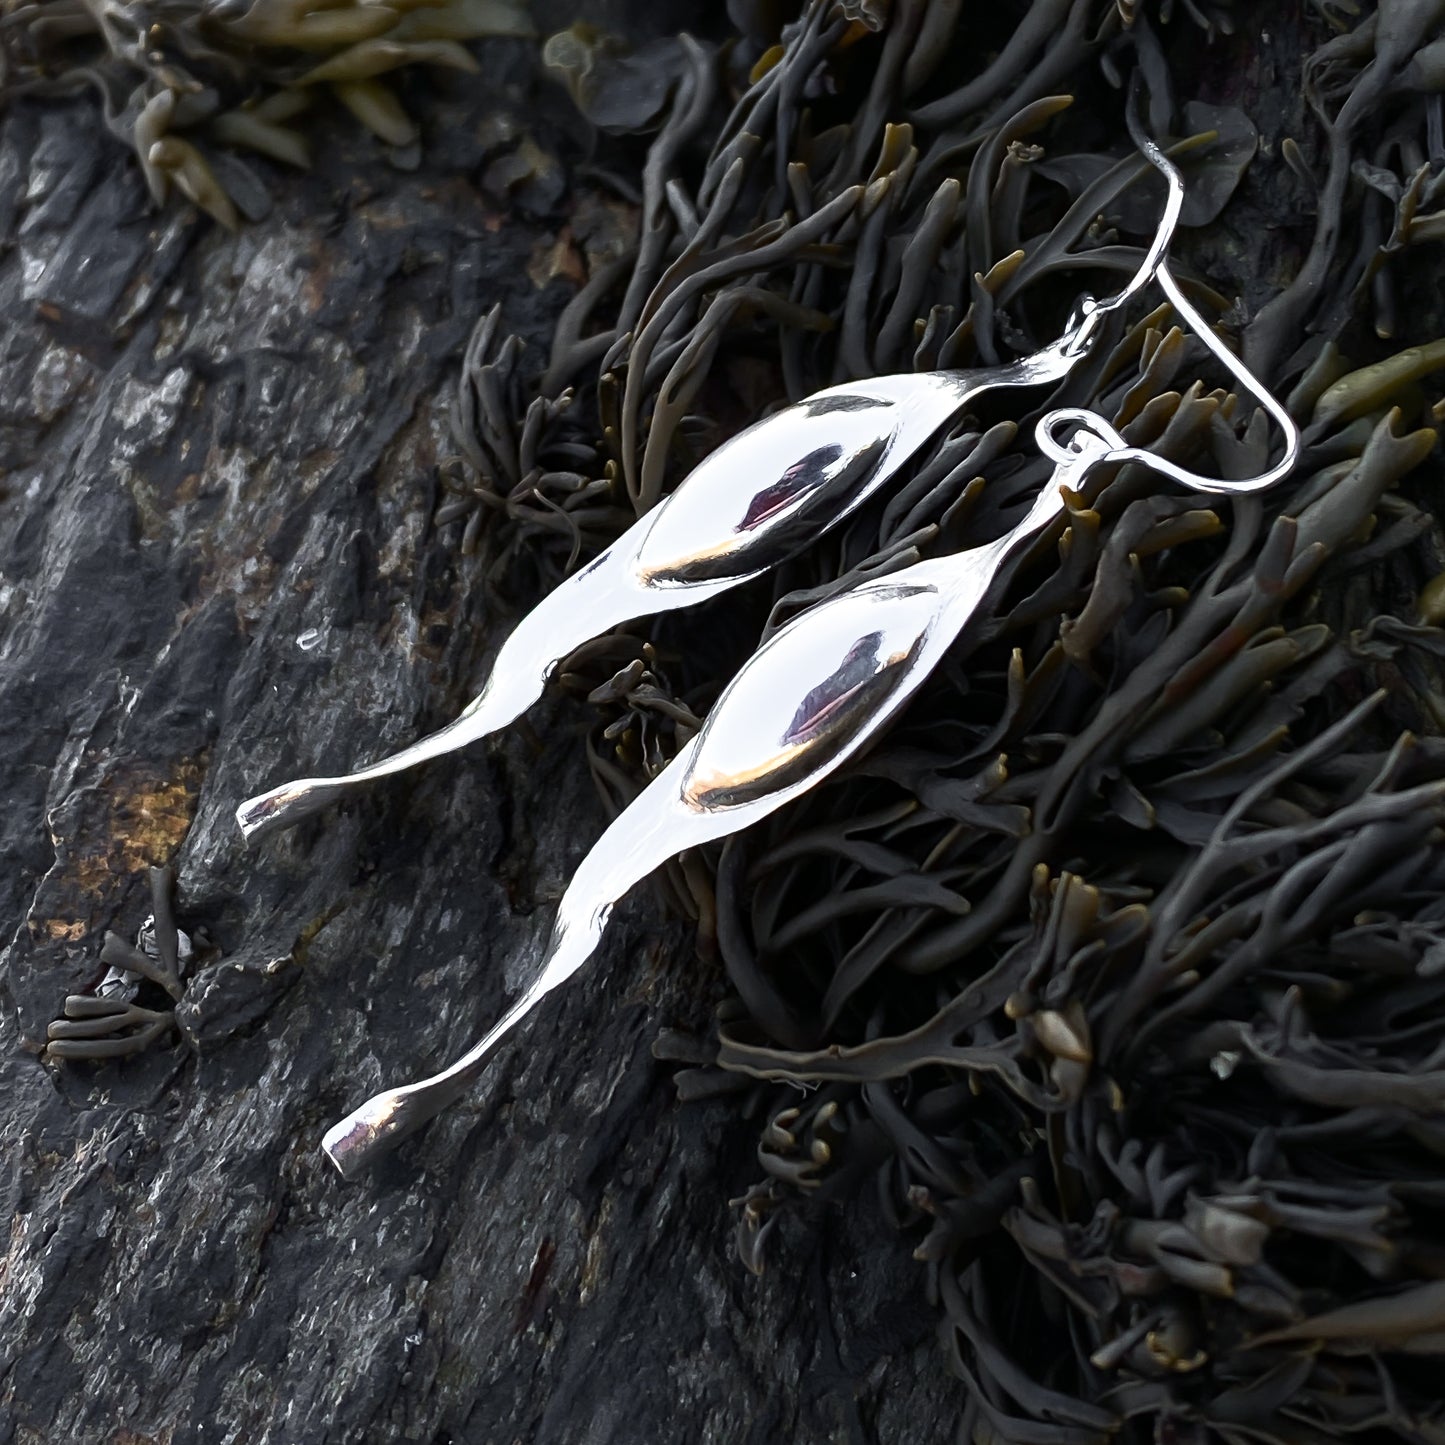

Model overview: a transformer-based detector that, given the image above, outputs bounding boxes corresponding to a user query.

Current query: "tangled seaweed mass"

[0,0,532,225]
[17,0,1445,1439]
[439,2,1445,1440]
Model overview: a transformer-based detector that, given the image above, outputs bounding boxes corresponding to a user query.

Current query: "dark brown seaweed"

[439,4,1445,1439]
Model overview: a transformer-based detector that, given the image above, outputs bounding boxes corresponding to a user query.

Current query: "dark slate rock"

[0,44,953,1445]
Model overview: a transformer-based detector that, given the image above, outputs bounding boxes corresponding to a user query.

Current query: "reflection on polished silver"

[235,148,1186,846]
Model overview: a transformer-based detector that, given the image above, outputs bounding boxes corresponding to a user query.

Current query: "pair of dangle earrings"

[237,128,1301,1177]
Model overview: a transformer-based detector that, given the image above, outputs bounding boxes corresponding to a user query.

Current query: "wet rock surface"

[0,42,952,1445]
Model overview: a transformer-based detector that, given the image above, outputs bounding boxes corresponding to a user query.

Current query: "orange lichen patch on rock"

[39,919,88,942]
[36,759,206,938]
[527,228,588,290]
[299,242,335,316]
[106,763,205,873]
[413,606,459,664]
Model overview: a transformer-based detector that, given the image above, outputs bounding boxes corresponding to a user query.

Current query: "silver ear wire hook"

[317,119,1303,1179]
[1096,83,1301,493]
[1055,123,1186,362]
[235,140,1190,847]
[1037,261,1301,494]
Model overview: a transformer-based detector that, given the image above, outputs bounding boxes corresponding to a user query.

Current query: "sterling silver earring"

[235,142,1183,845]
[318,133,1303,1177]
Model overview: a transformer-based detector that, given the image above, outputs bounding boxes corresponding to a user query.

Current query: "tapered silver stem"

[237,551,623,842]
[322,740,706,1177]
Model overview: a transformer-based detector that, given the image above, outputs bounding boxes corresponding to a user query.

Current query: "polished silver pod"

[678,575,950,809]
[633,373,1000,588]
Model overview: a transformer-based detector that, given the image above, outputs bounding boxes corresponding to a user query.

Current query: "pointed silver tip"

[321,1090,412,1180]
[235,779,340,845]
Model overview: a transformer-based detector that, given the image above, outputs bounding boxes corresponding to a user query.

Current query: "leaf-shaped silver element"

[318,427,1111,1178]
[236,347,1088,843]
[678,578,952,809]
[633,375,962,586]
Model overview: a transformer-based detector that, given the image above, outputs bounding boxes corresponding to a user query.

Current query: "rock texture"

[0,40,953,1445]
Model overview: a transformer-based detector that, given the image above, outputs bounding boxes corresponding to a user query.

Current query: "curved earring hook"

[1037,109,1301,495]
[1109,260,1300,494]
[1057,123,1187,361]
